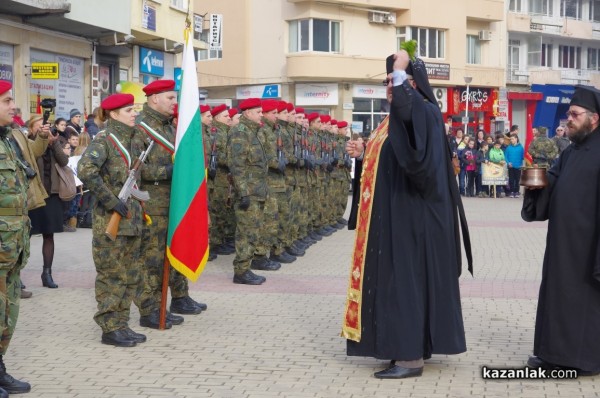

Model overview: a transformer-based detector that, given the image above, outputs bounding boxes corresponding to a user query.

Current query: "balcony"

[507,68,530,84]
[466,0,504,22]
[527,68,596,85]
[287,53,383,82]
[286,0,409,11]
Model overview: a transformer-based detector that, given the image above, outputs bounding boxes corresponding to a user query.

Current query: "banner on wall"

[29,50,84,120]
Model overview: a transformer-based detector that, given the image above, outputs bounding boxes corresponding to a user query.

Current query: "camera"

[17,158,37,179]
[40,98,56,125]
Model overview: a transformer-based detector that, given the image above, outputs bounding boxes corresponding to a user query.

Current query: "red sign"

[457,87,493,112]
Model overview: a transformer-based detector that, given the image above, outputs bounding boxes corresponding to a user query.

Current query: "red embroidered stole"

[342,115,390,342]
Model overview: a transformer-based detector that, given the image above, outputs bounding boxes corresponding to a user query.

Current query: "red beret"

[306,113,320,122]
[200,105,211,114]
[287,103,295,112]
[210,104,227,117]
[239,98,261,111]
[337,121,348,128]
[330,119,337,126]
[101,93,134,111]
[295,107,305,115]
[320,115,331,124]
[228,108,238,118]
[262,99,278,113]
[0,80,11,95]
[143,79,176,96]
[277,101,288,113]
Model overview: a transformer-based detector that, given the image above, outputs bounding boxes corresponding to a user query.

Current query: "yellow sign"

[31,63,59,79]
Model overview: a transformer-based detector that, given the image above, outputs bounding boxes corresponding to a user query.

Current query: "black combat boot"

[309,231,323,240]
[0,356,30,394]
[123,328,147,343]
[233,270,266,285]
[285,245,305,257]
[270,251,296,264]
[170,296,206,315]
[101,329,137,347]
[251,256,281,270]
[139,310,173,329]
[41,267,58,288]
[166,311,185,325]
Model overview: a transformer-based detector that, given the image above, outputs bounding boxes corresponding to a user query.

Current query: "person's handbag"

[55,163,77,201]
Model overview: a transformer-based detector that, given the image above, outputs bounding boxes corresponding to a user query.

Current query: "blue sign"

[262,84,279,98]
[174,67,182,91]
[140,47,164,76]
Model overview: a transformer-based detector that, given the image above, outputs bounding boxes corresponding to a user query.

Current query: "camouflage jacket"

[209,120,231,188]
[0,127,28,232]
[259,118,286,193]
[135,104,174,216]
[227,116,268,201]
[293,124,308,187]
[528,136,558,166]
[279,120,297,187]
[78,119,145,236]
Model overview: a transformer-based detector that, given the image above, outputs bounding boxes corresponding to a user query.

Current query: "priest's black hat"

[570,85,600,114]
[385,53,435,104]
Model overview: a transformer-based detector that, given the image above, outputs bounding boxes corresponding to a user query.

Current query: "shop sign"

[236,84,280,99]
[352,84,386,99]
[425,62,450,80]
[457,87,492,112]
[31,63,59,79]
[295,83,338,106]
[140,47,164,76]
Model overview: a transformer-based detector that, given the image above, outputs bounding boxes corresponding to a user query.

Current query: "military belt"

[0,208,24,216]
[152,180,171,186]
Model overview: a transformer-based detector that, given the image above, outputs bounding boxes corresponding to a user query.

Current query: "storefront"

[530,84,573,136]
[295,83,338,115]
[447,86,497,135]
[351,84,389,138]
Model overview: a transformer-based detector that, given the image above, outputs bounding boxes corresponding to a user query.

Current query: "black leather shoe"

[0,374,30,395]
[171,296,205,315]
[166,311,185,325]
[527,356,559,370]
[101,329,137,347]
[309,231,322,241]
[252,257,282,270]
[286,246,305,257]
[139,311,172,329]
[270,252,295,264]
[208,252,217,261]
[374,365,423,379]
[123,328,147,343]
[233,270,266,285]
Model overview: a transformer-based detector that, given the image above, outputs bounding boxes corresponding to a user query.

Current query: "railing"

[506,69,529,84]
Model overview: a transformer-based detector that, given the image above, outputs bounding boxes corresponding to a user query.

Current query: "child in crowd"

[504,134,525,198]
[461,140,478,197]
[488,139,506,198]
[476,142,489,197]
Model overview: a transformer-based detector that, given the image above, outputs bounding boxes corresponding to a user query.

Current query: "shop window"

[466,35,481,65]
[558,45,581,69]
[197,29,222,61]
[170,0,187,11]
[529,0,551,16]
[560,0,582,19]
[590,0,600,21]
[289,19,341,53]
[407,27,445,59]
[352,98,389,138]
[588,48,600,70]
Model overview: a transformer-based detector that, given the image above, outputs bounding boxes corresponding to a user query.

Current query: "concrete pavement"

[14,196,598,398]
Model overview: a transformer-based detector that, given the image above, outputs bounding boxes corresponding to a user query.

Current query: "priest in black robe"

[522,85,600,376]
[342,49,472,379]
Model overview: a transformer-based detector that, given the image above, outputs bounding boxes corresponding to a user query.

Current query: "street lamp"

[463,76,473,135]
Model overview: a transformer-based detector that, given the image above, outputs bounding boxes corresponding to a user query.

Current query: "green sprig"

[400,40,417,61]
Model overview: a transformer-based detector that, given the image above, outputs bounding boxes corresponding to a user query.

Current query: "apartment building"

[194,0,504,135]
[0,0,201,119]
[507,0,600,133]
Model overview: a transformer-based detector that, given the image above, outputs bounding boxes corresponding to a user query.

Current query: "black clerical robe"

[345,81,467,361]
[522,129,600,372]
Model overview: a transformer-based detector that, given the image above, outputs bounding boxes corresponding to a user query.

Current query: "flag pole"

[159,253,170,329]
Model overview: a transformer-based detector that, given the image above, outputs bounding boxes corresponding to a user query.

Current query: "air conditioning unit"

[384,13,396,24]
[368,11,386,24]
[478,30,492,41]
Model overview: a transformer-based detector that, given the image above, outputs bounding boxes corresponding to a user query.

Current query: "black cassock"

[347,81,469,361]
[522,129,600,372]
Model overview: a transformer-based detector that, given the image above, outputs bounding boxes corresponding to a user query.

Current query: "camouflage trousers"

[336,178,349,220]
[92,233,142,333]
[209,183,234,247]
[288,184,303,243]
[0,226,29,355]
[272,189,291,255]
[133,215,189,316]
[233,199,265,275]
[255,194,279,256]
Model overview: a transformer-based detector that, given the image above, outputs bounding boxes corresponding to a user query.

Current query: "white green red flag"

[166,27,209,281]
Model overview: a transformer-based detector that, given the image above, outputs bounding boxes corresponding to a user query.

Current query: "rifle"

[208,132,218,180]
[105,140,155,241]
[293,123,300,160]
[276,124,287,174]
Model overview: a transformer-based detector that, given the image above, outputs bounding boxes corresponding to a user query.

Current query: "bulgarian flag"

[166,25,209,281]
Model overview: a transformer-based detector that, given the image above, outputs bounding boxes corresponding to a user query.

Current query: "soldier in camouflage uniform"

[528,126,558,168]
[200,105,219,261]
[226,98,270,285]
[315,116,335,237]
[0,80,32,395]
[336,121,351,226]
[207,104,235,256]
[78,93,147,348]
[328,120,346,229]
[133,80,206,331]
[305,113,324,242]
[254,100,290,266]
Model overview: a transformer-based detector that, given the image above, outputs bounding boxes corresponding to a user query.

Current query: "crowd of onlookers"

[10,107,100,297]
[447,122,570,199]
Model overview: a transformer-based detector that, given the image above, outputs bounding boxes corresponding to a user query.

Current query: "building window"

[590,0,600,21]
[289,19,340,53]
[542,43,553,67]
[560,0,582,19]
[509,0,523,12]
[466,35,481,64]
[197,29,222,61]
[396,27,406,49]
[588,48,600,70]
[529,0,551,16]
[406,27,445,59]
[170,0,187,11]
[352,98,389,138]
[558,45,581,68]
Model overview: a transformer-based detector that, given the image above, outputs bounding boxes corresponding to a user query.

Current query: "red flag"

[524,113,533,165]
